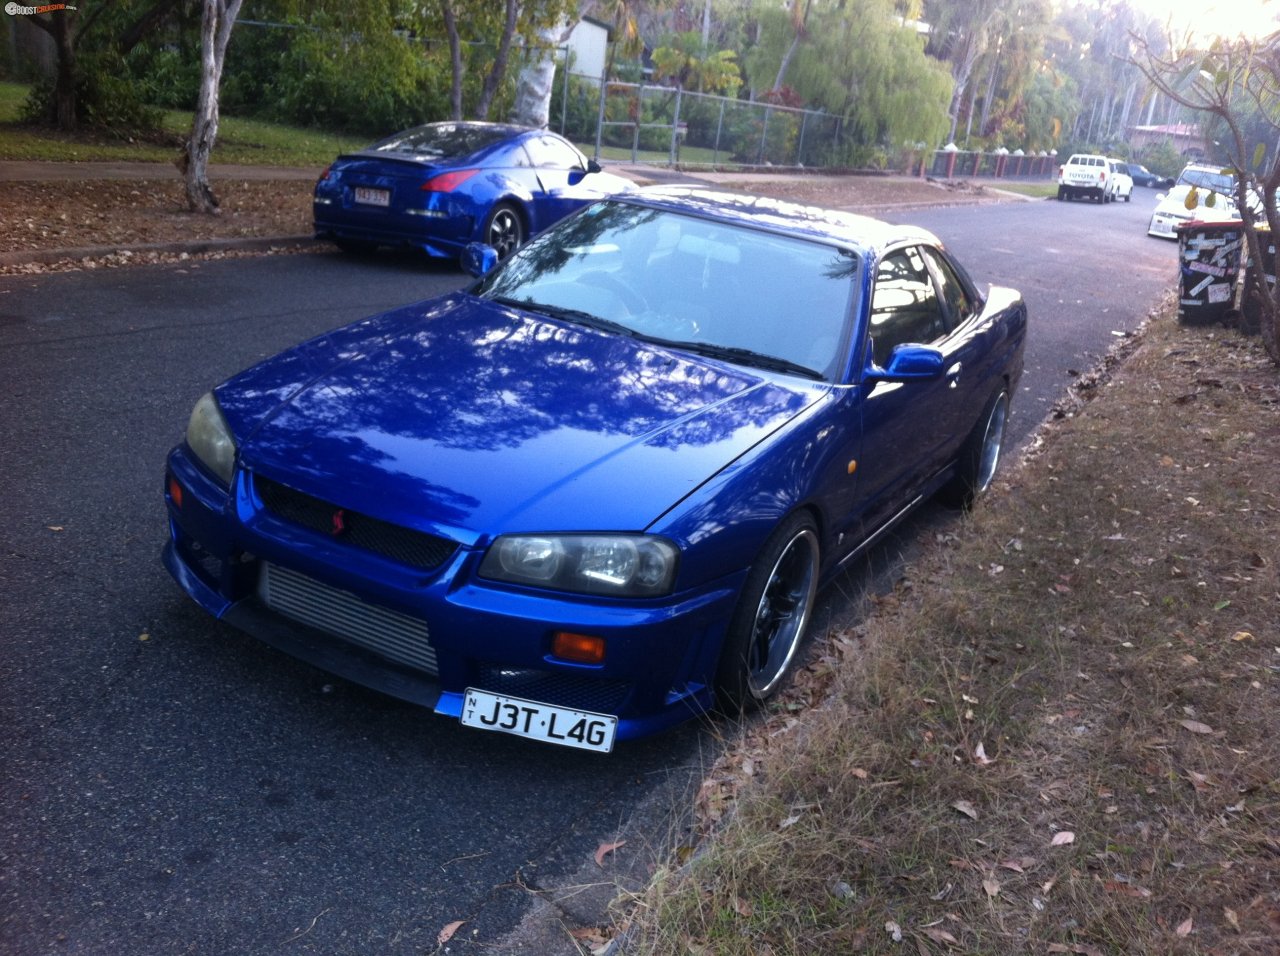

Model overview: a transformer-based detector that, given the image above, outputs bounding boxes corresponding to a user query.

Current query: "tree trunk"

[440,0,463,121]
[511,19,573,128]
[474,0,519,121]
[25,10,79,129]
[180,0,244,214]
[52,16,77,131]
[773,0,812,92]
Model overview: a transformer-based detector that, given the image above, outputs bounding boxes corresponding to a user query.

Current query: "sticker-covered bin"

[1175,220,1244,325]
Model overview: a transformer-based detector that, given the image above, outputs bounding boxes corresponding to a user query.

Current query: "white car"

[1147,184,1240,239]
[1057,153,1109,202]
[1106,159,1133,202]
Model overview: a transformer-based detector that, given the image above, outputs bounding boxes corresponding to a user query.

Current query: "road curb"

[0,234,318,267]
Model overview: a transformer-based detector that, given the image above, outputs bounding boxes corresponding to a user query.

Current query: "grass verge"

[0,81,364,167]
[622,307,1279,955]
[993,181,1059,199]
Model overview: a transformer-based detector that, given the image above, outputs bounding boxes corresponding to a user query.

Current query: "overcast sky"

[1130,0,1280,41]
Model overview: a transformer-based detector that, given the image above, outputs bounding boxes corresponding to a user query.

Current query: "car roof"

[614,185,940,257]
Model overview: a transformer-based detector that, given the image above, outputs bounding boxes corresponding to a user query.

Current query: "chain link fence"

[550,65,862,170]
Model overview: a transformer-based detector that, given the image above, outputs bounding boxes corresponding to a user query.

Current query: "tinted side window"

[920,247,976,330]
[526,134,586,170]
[869,247,947,366]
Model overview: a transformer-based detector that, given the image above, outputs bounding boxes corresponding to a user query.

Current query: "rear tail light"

[317,164,333,182]
[421,169,480,192]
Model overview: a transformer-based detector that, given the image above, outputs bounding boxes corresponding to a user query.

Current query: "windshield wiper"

[648,338,822,379]
[489,296,636,337]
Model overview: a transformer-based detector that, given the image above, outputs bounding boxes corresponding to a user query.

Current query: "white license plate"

[461,688,617,753]
[354,186,390,207]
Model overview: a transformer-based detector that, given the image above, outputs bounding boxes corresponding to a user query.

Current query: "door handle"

[946,362,962,388]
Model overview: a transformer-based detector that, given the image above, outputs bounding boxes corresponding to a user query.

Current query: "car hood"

[1156,186,1239,220]
[218,295,824,544]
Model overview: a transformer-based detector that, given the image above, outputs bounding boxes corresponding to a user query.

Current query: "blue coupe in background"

[312,121,634,261]
[165,187,1027,752]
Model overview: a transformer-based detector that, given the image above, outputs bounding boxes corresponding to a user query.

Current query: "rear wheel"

[940,388,1009,509]
[714,513,820,713]
[484,203,524,260]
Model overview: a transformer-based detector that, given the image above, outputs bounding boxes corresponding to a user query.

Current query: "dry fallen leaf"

[1179,719,1214,735]
[973,742,994,765]
[1176,916,1194,937]
[594,839,627,867]
[983,876,1001,898]
[884,920,903,943]
[923,925,960,945]
[1050,831,1076,847]
[1047,945,1104,956]
[951,799,979,821]
[437,919,465,946]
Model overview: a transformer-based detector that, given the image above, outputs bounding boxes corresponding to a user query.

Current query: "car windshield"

[369,123,510,159]
[475,202,859,382]
[1178,166,1235,194]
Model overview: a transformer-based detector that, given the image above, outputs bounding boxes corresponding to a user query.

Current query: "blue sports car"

[312,121,634,261]
[164,187,1027,752]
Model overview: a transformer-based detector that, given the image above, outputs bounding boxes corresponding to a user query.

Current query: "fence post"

[669,85,683,166]
[797,111,809,166]
[759,106,771,165]
[593,62,608,160]
[714,100,725,165]
[631,80,644,162]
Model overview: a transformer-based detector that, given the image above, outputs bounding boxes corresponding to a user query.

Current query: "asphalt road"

[0,189,1180,955]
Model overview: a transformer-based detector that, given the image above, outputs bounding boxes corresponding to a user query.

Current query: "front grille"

[474,664,629,715]
[255,475,457,571]
[258,563,438,676]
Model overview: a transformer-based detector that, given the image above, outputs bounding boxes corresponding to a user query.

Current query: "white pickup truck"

[1057,154,1111,203]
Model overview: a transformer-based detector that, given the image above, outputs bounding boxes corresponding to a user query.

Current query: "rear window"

[369,123,511,159]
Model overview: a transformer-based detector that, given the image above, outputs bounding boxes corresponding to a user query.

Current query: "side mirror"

[462,242,499,278]
[873,344,945,381]
[568,159,602,186]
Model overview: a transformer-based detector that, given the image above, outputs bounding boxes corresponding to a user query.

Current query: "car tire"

[1124,192,1131,202]
[1057,186,1066,201]
[713,512,820,713]
[484,203,524,261]
[940,387,1009,510]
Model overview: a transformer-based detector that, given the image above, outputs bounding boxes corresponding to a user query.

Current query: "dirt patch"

[0,178,314,255]
[0,170,1007,273]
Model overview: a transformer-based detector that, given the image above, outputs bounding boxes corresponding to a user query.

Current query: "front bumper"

[162,447,744,745]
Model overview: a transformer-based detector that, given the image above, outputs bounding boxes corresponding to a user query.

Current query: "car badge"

[331,508,348,537]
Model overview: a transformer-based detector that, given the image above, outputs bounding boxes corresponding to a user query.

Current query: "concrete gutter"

[0,235,318,268]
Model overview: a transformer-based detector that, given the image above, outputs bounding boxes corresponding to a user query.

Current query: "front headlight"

[479,534,679,597]
[185,391,237,487]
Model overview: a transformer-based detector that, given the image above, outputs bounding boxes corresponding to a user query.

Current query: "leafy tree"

[21,0,187,131]
[924,0,1006,143]
[651,32,742,96]
[1131,31,1280,364]
[745,0,951,160]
